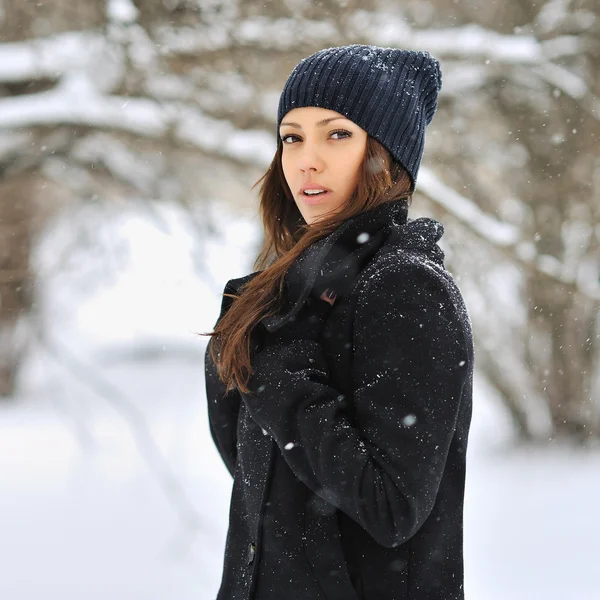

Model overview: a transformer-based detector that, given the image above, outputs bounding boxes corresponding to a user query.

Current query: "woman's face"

[279,107,368,226]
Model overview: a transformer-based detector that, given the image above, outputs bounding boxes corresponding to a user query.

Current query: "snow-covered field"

[1,202,598,600]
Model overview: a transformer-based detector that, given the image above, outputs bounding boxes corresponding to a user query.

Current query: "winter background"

[1,1,599,599]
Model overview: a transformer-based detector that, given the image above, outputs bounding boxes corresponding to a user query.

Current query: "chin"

[308,214,328,226]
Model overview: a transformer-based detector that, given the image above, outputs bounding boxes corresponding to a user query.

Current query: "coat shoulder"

[215,270,262,323]
[351,248,474,353]
[353,248,458,305]
[349,248,474,376]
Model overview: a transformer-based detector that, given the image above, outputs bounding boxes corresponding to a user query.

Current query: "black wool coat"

[205,199,474,600]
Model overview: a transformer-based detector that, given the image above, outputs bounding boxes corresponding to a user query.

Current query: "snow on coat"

[205,198,474,600]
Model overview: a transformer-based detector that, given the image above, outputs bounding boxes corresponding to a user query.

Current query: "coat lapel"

[262,199,410,332]
[224,198,446,334]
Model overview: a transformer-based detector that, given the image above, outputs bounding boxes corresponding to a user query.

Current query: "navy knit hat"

[277,45,443,192]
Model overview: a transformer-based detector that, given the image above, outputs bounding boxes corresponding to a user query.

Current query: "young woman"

[203,45,474,600]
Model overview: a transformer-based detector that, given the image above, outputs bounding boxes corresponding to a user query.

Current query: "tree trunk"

[0,176,34,397]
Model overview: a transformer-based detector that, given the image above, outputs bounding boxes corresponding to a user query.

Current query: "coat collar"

[227,199,445,333]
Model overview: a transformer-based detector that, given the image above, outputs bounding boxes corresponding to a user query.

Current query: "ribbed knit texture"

[277,45,443,192]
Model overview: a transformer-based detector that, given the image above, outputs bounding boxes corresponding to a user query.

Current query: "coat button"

[247,542,256,565]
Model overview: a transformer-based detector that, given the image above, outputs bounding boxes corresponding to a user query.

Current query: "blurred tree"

[420,0,600,441]
[0,177,33,396]
[0,0,598,442]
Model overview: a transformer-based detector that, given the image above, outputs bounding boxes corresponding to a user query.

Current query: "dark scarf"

[259,198,445,332]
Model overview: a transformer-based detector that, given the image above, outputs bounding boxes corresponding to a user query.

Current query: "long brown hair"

[201,136,413,394]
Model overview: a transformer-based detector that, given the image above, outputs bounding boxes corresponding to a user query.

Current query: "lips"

[298,184,332,205]
[299,184,331,195]
[299,189,332,205]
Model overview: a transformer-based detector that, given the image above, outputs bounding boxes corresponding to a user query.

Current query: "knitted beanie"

[277,45,442,192]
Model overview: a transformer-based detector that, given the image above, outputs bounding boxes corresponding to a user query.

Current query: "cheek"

[281,154,292,186]
[353,141,367,172]
[338,148,364,185]
[351,154,364,180]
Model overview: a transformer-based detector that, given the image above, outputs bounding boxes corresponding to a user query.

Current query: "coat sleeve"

[241,259,470,547]
[204,335,241,478]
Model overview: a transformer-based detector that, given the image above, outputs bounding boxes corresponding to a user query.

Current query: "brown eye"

[330,130,351,140]
[281,134,300,144]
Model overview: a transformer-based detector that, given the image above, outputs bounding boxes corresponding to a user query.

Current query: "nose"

[297,142,324,173]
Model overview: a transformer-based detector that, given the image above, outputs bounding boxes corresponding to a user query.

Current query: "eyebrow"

[279,117,350,129]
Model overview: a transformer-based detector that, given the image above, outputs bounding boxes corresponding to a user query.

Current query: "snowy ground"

[0,202,598,600]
